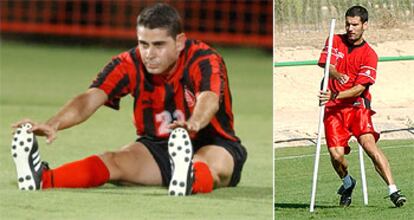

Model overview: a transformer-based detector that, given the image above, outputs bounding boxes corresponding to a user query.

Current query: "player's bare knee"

[209,162,232,187]
[330,153,344,163]
[359,134,377,148]
[99,151,122,180]
[208,166,225,187]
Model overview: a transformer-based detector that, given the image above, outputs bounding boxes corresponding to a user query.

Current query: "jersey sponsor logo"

[184,87,196,107]
[322,47,344,64]
[323,47,344,59]
[335,50,344,63]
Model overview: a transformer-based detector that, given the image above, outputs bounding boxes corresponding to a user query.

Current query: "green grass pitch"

[0,40,272,219]
[275,140,413,219]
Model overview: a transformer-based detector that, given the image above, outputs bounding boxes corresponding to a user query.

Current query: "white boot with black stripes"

[11,123,45,191]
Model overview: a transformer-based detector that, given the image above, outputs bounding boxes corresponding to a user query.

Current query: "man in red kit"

[11,3,247,196]
[318,6,406,207]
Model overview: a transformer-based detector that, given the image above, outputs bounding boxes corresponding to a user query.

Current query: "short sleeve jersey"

[318,34,378,109]
[90,39,238,141]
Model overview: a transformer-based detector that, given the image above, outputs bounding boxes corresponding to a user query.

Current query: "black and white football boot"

[337,176,356,207]
[168,127,194,196]
[388,190,407,207]
[11,123,45,191]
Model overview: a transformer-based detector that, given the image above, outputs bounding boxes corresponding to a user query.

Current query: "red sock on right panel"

[192,161,214,194]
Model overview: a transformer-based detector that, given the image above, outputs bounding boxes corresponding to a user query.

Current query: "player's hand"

[336,74,349,84]
[168,120,201,137]
[329,65,349,84]
[12,119,58,144]
[318,90,332,106]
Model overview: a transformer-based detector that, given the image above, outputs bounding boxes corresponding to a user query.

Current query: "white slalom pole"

[310,18,336,213]
[358,143,369,205]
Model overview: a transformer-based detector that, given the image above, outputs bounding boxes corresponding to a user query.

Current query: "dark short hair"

[345,6,368,23]
[137,3,183,38]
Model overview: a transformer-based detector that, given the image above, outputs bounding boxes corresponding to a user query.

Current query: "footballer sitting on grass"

[11,3,247,196]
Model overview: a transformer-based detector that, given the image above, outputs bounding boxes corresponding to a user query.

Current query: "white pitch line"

[275,145,414,161]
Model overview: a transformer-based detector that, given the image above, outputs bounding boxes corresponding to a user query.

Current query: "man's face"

[345,16,367,44]
[137,26,183,75]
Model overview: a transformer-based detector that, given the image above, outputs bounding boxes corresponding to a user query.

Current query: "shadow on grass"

[275,203,337,209]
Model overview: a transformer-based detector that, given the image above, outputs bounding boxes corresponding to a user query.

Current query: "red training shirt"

[90,39,238,141]
[318,34,378,109]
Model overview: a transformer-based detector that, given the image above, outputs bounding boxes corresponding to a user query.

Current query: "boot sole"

[168,128,193,196]
[11,123,41,190]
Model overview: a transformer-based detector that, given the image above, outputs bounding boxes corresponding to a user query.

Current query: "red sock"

[42,155,110,189]
[192,161,214,194]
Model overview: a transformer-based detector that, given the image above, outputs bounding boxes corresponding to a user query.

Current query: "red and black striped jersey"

[90,39,238,141]
[318,34,378,109]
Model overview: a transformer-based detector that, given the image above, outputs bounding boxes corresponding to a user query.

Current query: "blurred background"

[1,0,272,48]
[275,0,414,47]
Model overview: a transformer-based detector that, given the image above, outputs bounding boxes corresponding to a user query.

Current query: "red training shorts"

[324,106,380,154]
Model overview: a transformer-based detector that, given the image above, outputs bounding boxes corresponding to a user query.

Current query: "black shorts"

[137,135,247,187]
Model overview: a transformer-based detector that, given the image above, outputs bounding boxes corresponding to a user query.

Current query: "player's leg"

[192,137,247,192]
[354,108,406,207]
[358,133,394,185]
[99,142,162,185]
[328,146,356,206]
[358,133,407,207]
[324,108,356,206]
[167,128,247,195]
[328,147,348,179]
[40,142,162,188]
[325,108,353,179]
[193,145,234,188]
[169,144,231,195]
[353,108,394,185]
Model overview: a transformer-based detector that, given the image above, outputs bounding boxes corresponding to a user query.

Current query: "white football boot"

[11,123,45,190]
[168,128,194,196]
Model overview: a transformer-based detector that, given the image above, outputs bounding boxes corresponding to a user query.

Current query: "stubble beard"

[347,31,364,45]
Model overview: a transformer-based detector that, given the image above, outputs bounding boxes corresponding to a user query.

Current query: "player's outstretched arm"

[169,91,219,134]
[12,88,108,144]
